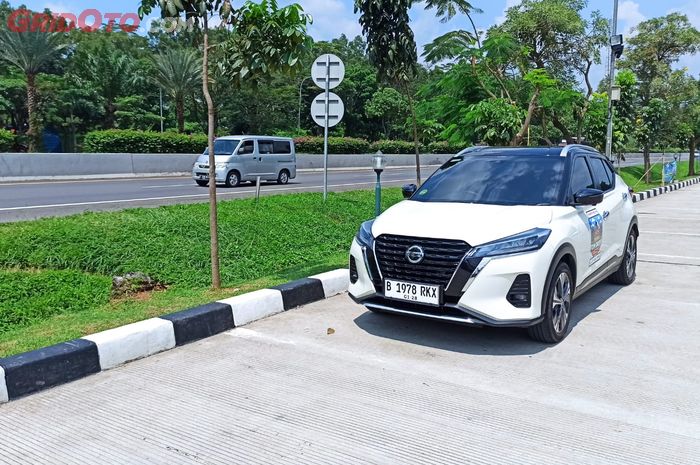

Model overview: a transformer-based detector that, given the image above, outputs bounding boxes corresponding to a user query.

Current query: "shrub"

[294,136,371,154]
[0,128,15,152]
[83,130,208,154]
[370,140,424,154]
[427,141,465,154]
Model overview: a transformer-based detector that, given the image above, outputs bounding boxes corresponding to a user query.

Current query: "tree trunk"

[104,101,116,129]
[551,115,573,144]
[26,73,40,152]
[202,18,221,289]
[176,97,185,133]
[643,146,651,184]
[406,90,421,185]
[689,137,697,177]
[512,90,539,146]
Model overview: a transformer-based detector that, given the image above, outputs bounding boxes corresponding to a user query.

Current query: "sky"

[10,0,700,87]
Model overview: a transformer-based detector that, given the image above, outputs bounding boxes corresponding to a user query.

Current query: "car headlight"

[215,163,228,169]
[355,220,375,247]
[466,228,551,258]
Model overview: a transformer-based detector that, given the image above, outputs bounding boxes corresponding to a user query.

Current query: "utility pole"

[605,0,620,160]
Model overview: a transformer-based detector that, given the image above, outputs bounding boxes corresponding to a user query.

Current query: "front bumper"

[348,238,549,327]
[192,166,227,184]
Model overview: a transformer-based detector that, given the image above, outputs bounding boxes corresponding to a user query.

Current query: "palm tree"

[0,30,66,151]
[152,49,201,133]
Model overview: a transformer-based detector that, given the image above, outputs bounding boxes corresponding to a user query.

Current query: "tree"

[152,48,201,133]
[0,30,66,151]
[620,13,700,177]
[365,87,409,139]
[635,98,670,183]
[139,0,311,289]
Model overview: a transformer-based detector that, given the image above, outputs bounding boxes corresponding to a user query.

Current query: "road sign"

[311,54,345,90]
[311,92,345,128]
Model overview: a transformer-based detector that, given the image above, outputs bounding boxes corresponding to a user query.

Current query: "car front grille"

[374,235,470,287]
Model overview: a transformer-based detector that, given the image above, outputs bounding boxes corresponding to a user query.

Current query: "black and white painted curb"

[0,269,349,404]
[632,177,700,203]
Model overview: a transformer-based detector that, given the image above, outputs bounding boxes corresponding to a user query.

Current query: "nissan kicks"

[348,145,638,343]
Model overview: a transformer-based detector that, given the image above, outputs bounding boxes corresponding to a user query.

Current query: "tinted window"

[570,157,594,193]
[238,140,254,155]
[412,155,566,206]
[273,141,291,154]
[204,139,240,156]
[258,140,274,154]
[589,157,614,191]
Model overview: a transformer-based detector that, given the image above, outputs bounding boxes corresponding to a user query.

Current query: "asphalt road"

[2,184,699,464]
[0,167,432,223]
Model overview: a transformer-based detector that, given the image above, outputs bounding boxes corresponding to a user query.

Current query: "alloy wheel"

[551,272,572,334]
[626,235,637,279]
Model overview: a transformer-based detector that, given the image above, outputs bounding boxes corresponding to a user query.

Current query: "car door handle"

[603,211,610,220]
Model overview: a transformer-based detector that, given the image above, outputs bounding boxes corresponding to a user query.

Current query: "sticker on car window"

[419,189,428,196]
[586,209,603,265]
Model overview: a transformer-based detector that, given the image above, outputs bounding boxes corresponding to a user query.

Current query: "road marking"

[643,231,700,237]
[141,184,196,189]
[640,253,700,260]
[0,179,413,212]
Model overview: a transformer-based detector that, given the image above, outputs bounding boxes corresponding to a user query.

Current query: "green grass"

[0,189,403,357]
[619,161,698,192]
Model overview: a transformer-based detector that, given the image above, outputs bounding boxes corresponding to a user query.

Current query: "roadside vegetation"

[0,189,403,356]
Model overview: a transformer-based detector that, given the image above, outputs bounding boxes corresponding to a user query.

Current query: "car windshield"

[203,139,240,156]
[412,155,566,206]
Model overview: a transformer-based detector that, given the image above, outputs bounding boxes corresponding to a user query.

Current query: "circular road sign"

[311,54,345,90]
[311,91,345,128]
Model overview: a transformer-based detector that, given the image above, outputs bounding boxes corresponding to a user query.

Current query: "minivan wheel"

[277,170,290,185]
[608,230,637,285]
[225,170,240,188]
[528,262,573,344]
[195,180,208,187]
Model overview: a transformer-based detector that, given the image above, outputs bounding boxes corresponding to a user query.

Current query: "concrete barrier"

[0,151,689,182]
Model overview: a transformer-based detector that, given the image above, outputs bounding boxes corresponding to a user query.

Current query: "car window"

[258,140,274,154]
[412,155,566,206]
[273,141,291,154]
[204,139,240,156]
[589,157,614,191]
[238,140,254,155]
[570,157,595,193]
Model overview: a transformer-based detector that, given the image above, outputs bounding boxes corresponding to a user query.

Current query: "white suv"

[349,145,638,343]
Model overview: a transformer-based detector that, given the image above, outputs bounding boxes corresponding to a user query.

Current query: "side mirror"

[402,183,418,199]
[574,188,604,206]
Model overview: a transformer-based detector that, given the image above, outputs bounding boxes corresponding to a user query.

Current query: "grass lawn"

[0,189,404,357]
[619,160,698,192]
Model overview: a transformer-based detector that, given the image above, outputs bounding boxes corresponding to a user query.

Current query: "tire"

[277,169,290,185]
[195,180,208,187]
[528,262,574,344]
[225,170,240,188]
[608,230,638,285]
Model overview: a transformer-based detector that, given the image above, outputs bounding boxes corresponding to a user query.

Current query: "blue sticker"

[586,209,603,263]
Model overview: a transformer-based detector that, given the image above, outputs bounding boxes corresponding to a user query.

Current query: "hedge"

[294,136,371,154]
[0,129,15,152]
[83,130,208,154]
[427,141,465,154]
[370,140,424,154]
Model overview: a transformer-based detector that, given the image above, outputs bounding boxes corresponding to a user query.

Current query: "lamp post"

[373,151,386,217]
[605,0,622,161]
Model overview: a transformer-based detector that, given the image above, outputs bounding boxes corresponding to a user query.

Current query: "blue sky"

[11,0,700,85]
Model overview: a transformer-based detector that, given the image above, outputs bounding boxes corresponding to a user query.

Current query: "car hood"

[372,200,555,246]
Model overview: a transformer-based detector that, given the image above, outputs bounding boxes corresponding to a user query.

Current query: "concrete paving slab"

[1,185,699,464]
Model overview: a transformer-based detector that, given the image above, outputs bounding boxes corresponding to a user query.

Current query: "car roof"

[458,144,600,158]
[216,135,293,141]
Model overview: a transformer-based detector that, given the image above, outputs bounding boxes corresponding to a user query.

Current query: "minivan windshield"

[412,155,566,206]
[203,139,240,156]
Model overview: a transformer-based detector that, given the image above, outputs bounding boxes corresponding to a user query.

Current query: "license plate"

[384,279,441,306]
[197,174,208,179]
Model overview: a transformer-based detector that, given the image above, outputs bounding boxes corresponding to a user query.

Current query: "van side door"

[236,139,256,179]
[256,139,277,177]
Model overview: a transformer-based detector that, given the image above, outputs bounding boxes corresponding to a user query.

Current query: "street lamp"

[605,0,622,162]
[373,151,386,217]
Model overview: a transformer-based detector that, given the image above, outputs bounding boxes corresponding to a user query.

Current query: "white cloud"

[617,0,646,36]
[496,0,521,25]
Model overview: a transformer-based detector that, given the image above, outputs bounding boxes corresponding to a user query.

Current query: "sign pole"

[323,55,330,201]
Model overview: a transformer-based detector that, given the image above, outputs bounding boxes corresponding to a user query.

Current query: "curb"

[0,268,349,404]
[632,177,700,203]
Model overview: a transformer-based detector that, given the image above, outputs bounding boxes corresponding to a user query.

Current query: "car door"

[569,155,606,282]
[255,139,277,178]
[588,156,625,259]
[236,139,256,179]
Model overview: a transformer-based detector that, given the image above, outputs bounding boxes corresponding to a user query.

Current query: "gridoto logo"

[405,245,425,265]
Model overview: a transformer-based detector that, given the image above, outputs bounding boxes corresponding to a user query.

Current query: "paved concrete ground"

[1,186,699,464]
[0,167,432,223]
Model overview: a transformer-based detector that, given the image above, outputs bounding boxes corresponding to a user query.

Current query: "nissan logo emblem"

[405,245,425,264]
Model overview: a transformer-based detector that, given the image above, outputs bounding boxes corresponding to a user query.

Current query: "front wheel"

[608,230,637,285]
[528,262,573,344]
[225,170,240,188]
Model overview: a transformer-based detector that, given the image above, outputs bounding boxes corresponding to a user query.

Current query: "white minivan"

[192,136,297,187]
